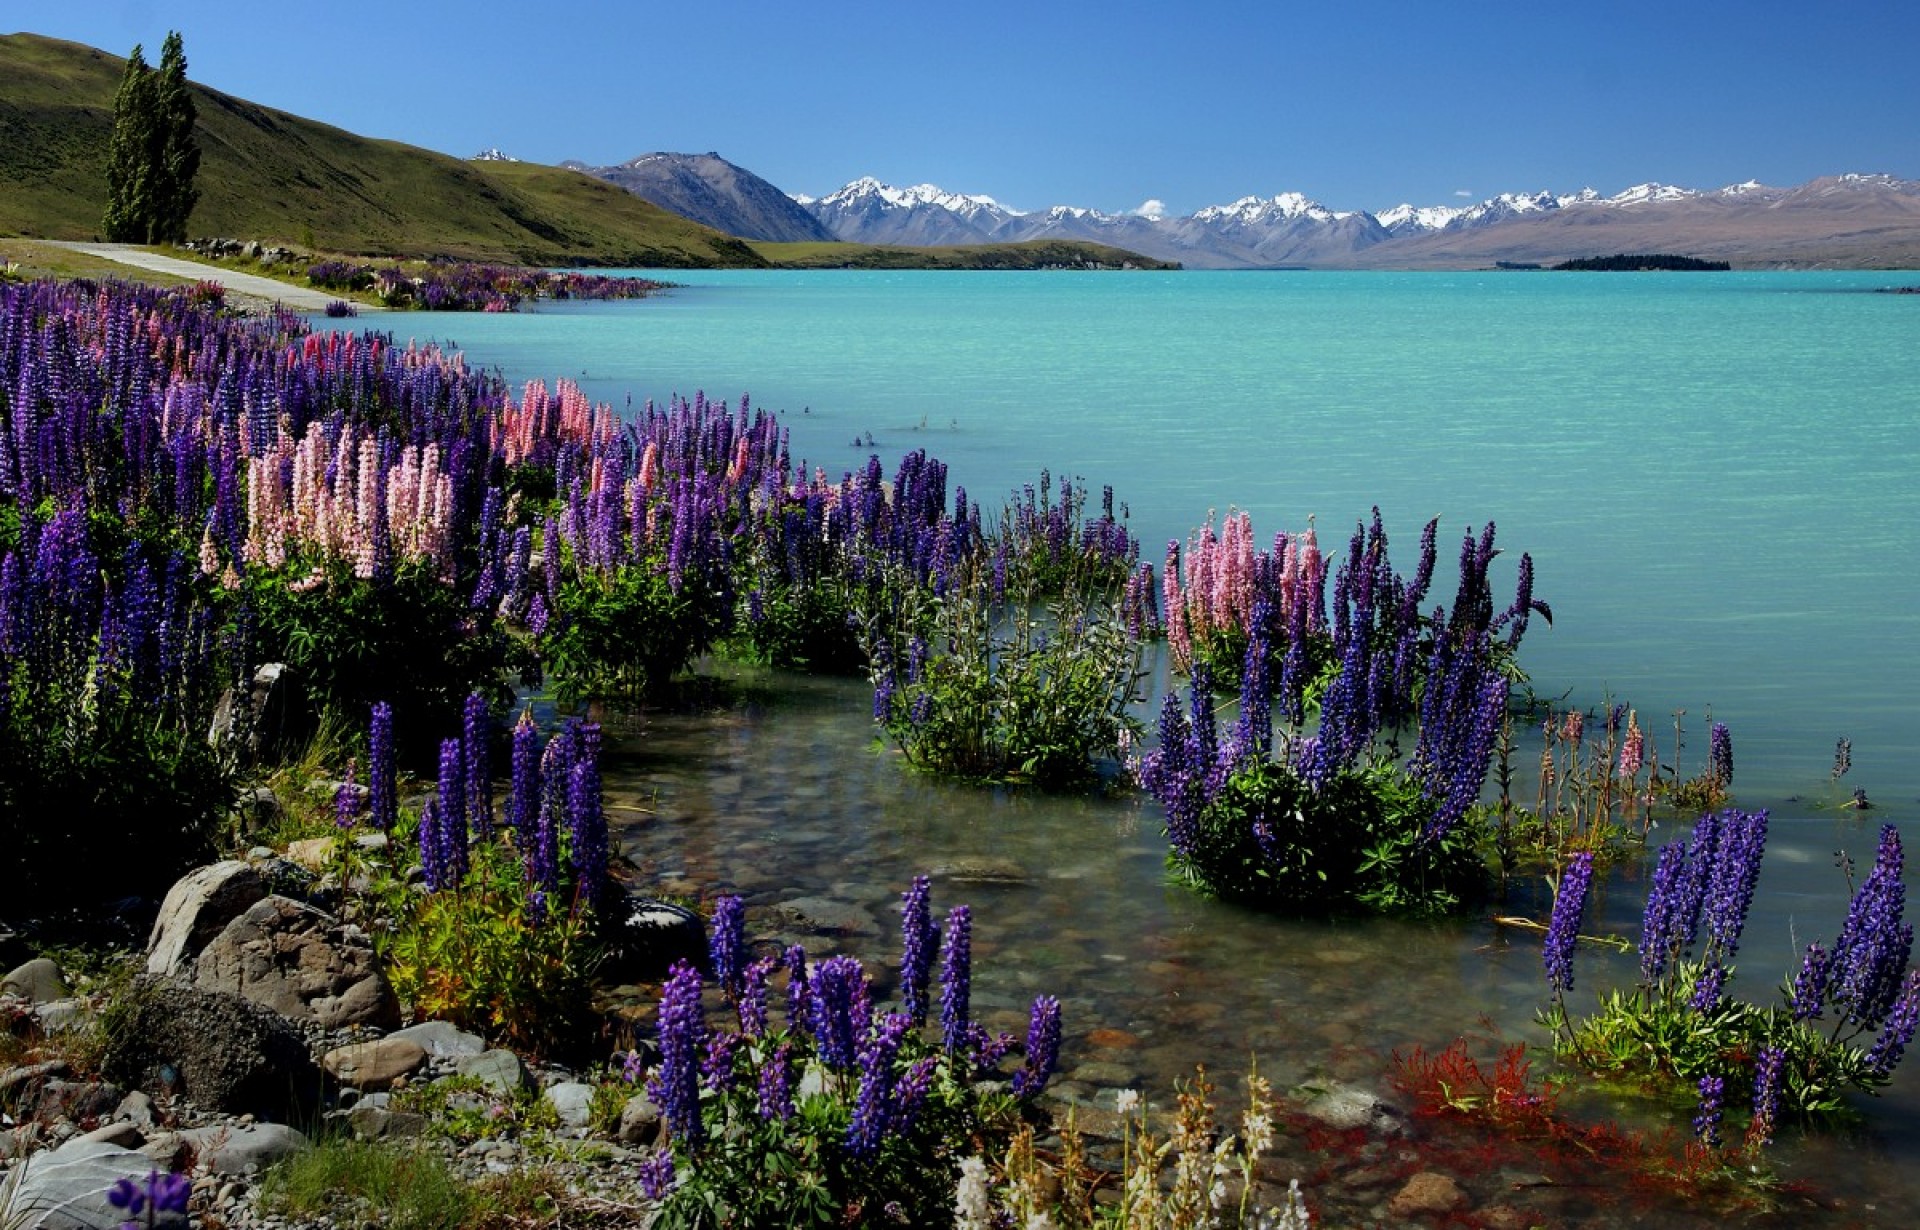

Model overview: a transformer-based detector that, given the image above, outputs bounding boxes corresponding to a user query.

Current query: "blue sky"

[27,1,1920,215]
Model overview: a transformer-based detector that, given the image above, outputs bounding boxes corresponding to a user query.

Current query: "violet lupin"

[1748,1046,1786,1147]
[807,955,871,1072]
[1709,722,1734,787]
[1542,852,1594,998]
[940,904,973,1057]
[507,709,539,833]
[848,1012,911,1157]
[649,960,706,1147]
[1866,969,1920,1076]
[368,701,396,831]
[709,895,746,998]
[1011,995,1063,1099]
[1693,1074,1725,1148]
[463,692,492,839]
[1826,824,1914,1030]
[757,1041,795,1123]
[899,875,936,1028]
[737,957,774,1037]
[436,737,468,884]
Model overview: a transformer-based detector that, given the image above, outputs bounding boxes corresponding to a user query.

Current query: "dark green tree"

[152,31,200,243]
[101,43,158,242]
[101,32,200,244]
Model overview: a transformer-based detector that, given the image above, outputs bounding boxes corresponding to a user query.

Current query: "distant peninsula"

[1550,253,1732,272]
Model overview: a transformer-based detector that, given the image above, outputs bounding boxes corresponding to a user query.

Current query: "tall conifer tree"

[102,43,157,242]
[152,31,200,243]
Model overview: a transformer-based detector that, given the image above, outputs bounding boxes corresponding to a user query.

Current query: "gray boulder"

[452,1049,533,1098]
[601,896,706,983]
[386,1020,486,1059]
[145,861,268,978]
[100,977,321,1120]
[3,1137,187,1229]
[544,1081,596,1129]
[2,958,69,1003]
[191,895,398,1030]
[178,1122,308,1175]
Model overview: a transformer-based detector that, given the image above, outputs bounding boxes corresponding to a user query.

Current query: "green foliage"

[248,559,527,755]
[1559,960,1892,1119]
[658,1036,1019,1228]
[377,840,600,1056]
[1177,758,1487,916]
[543,553,730,702]
[864,566,1145,789]
[258,1137,473,1230]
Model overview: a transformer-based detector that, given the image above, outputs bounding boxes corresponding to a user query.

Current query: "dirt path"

[46,242,380,312]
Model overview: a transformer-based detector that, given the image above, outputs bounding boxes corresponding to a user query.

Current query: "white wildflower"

[953,1155,993,1230]
[1115,1088,1142,1115]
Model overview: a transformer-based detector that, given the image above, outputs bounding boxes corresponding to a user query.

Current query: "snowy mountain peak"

[1607,182,1699,206]
[1192,193,1337,225]
[1376,203,1465,235]
[470,147,519,162]
[815,177,1023,218]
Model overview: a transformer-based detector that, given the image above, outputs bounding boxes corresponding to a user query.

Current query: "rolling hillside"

[0,32,767,267]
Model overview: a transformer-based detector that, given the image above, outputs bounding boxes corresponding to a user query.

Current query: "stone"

[772,897,880,937]
[78,1121,146,1149]
[1292,1080,1409,1136]
[1387,1171,1469,1217]
[207,661,308,765]
[616,1094,662,1146]
[6,1137,188,1229]
[283,838,337,873]
[346,1105,429,1140]
[544,1081,596,1130]
[238,785,281,829]
[114,1090,157,1129]
[386,1019,487,1059]
[145,861,269,978]
[16,1078,122,1126]
[453,1048,533,1098]
[600,896,706,983]
[33,999,92,1035]
[0,1061,70,1115]
[179,1121,308,1175]
[9,1138,183,1226]
[2,957,69,1003]
[100,976,322,1120]
[191,895,399,1030]
[321,1038,428,1091]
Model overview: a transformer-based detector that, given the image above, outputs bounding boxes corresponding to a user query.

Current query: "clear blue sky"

[25,1,1919,215]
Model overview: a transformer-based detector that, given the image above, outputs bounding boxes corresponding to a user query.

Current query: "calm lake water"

[376,270,1920,1223]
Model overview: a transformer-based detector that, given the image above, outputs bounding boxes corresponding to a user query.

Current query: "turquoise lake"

[383,270,1920,1222]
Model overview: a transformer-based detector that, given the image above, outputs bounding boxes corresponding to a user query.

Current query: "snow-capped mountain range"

[562,152,1920,269]
[785,173,1920,268]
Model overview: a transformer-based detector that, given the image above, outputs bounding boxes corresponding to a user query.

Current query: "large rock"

[207,661,308,764]
[4,1137,188,1229]
[452,1049,533,1098]
[145,861,268,978]
[386,1020,486,1059]
[191,895,398,1030]
[600,896,706,984]
[179,1122,308,1175]
[321,1038,427,1091]
[100,977,321,1120]
[2,958,69,1003]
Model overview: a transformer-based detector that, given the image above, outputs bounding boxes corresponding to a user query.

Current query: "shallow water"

[349,270,1920,1222]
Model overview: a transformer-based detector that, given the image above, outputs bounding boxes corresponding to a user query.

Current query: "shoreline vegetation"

[1,267,1912,1228]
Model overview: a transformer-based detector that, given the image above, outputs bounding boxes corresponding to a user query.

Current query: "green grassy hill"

[0,32,766,267]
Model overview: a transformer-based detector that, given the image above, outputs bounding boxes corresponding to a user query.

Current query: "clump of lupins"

[638,879,1056,1224]
[1140,513,1545,913]
[1161,507,1328,683]
[328,260,664,312]
[1550,814,1920,1124]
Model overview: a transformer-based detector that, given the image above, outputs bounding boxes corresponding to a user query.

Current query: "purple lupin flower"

[1709,722,1734,786]
[807,955,871,1072]
[566,754,606,913]
[1827,825,1914,1030]
[418,797,445,892]
[463,692,492,839]
[638,1147,676,1200]
[436,738,468,885]
[335,756,362,828]
[1693,1074,1725,1147]
[1690,960,1728,1013]
[1866,969,1920,1076]
[709,895,746,998]
[1637,841,1687,983]
[940,904,973,1056]
[368,701,396,832]
[507,710,539,833]
[783,943,810,1030]
[648,960,706,1147]
[1789,942,1830,1021]
[737,957,774,1037]
[1543,852,1594,996]
[757,1041,795,1123]
[1749,1046,1786,1147]
[1011,995,1063,1099]
[848,1011,911,1157]
[899,875,936,1028]
[701,1032,739,1094]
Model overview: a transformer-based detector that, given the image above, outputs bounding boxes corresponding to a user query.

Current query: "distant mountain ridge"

[786,172,1920,269]
[566,152,834,243]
